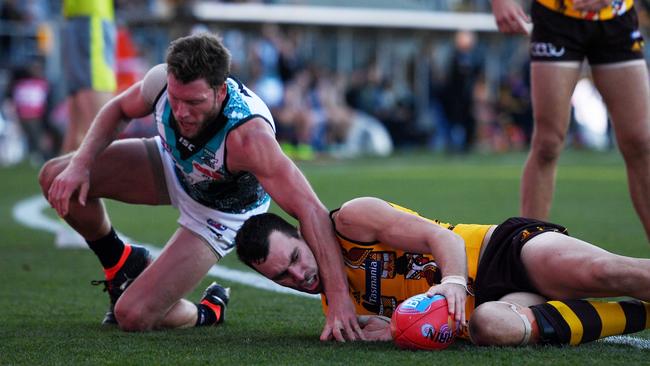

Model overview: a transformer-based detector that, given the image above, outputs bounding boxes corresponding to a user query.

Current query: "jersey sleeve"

[140,63,167,107]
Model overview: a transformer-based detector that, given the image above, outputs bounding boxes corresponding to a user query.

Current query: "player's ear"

[215,83,227,100]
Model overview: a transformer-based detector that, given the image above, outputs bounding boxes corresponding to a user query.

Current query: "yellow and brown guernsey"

[322,203,491,338]
[535,0,634,20]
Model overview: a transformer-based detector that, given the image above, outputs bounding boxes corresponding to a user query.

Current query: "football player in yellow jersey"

[491,0,650,243]
[236,197,650,346]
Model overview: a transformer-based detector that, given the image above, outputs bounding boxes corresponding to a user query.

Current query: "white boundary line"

[12,195,319,300]
[598,335,650,349]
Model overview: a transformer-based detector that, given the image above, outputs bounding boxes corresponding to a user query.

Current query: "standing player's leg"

[591,61,650,242]
[521,63,582,219]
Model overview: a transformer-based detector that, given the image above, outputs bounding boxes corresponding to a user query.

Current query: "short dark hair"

[235,213,300,268]
[165,32,231,88]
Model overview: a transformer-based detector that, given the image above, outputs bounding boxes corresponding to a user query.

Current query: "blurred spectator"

[0,99,27,166]
[273,68,316,160]
[492,65,532,151]
[8,58,54,163]
[324,74,393,158]
[440,30,483,153]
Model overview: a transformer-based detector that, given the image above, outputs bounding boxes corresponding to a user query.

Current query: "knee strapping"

[494,301,532,346]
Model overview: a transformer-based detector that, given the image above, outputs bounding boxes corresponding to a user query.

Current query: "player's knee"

[617,133,650,162]
[38,157,65,194]
[530,134,564,163]
[114,302,155,332]
[469,302,528,347]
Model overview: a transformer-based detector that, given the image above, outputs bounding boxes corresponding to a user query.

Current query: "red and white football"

[390,294,456,350]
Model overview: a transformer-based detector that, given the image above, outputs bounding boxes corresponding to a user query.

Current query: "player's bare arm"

[491,0,531,34]
[227,119,364,342]
[47,82,153,217]
[334,197,469,323]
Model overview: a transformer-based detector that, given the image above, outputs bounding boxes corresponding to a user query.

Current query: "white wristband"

[441,275,471,295]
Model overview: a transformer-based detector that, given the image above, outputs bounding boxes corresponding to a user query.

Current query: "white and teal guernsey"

[147,65,275,214]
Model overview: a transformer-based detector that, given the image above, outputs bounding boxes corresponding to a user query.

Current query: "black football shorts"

[473,217,569,306]
[530,1,645,64]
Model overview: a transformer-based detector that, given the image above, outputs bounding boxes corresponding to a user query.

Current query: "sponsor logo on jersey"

[364,258,382,305]
[192,161,224,180]
[200,149,219,169]
[178,136,196,152]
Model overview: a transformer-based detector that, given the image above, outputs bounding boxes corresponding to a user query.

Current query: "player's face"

[253,230,322,294]
[167,74,225,139]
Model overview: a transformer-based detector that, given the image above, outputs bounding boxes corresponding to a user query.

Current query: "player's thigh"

[520,232,615,298]
[88,138,168,204]
[118,227,218,316]
[530,63,582,138]
[591,63,650,144]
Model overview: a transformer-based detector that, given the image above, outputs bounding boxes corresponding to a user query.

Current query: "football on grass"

[390,294,456,350]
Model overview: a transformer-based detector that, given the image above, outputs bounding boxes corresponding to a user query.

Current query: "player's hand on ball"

[425,282,467,325]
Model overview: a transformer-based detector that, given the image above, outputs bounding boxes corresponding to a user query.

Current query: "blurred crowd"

[1,0,649,166]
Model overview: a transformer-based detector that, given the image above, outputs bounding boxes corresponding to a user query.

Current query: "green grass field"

[2,150,649,365]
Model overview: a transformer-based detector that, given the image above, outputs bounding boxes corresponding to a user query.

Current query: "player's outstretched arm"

[227,120,364,342]
[47,81,153,217]
[334,197,469,324]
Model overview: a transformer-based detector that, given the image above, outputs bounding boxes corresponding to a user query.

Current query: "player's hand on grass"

[425,282,467,326]
[320,295,366,342]
[491,0,532,34]
[47,162,90,217]
[358,316,392,341]
[573,0,612,12]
